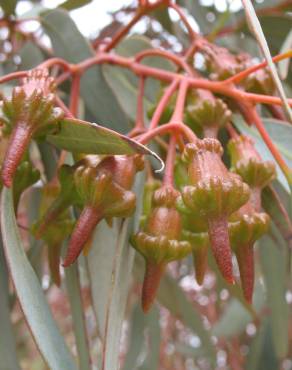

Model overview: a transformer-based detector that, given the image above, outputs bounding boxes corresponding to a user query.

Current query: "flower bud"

[186,90,231,138]
[229,205,269,303]
[181,138,250,283]
[131,186,191,312]
[63,155,143,267]
[1,68,63,187]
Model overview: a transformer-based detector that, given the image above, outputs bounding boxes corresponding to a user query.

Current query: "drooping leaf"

[259,235,289,358]
[123,303,147,370]
[41,8,129,132]
[0,242,21,370]
[245,318,279,370]
[47,118,154,156]
[87,173,145,370]
[0,187,77,370]
[65,261,91,370]
[234,115,292,191]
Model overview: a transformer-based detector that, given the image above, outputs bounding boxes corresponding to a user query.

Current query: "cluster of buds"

[0,68,63,187]
[131,185,191,312]
[180,138,250,283]
[36,154,144,268]
[228,135,276,301]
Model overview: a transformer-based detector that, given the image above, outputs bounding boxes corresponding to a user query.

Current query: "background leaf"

[87,173,145,370]
[1,188,78,370]
[47,118,153,156]
[41,8,129,133]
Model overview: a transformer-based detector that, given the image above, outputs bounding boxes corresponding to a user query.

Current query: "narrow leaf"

[259,235,289,358]
[87,173,145,370]
[0,187,77,370]
[65,261,91,370]
[41,8,129,132]
[47,118,154,156]
[0,242,21,370]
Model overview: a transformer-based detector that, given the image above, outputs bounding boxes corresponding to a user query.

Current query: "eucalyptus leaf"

[47,118,153,156]
[65,261,91,370]
[41,8,129,132]
[259,235,289,358]
[58,0,93,11]
[87,173,145,370]
[0,188,77,370]
[0,242,21,370]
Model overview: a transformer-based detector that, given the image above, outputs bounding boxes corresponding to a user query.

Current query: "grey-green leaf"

[47,118,153,156]
[87,173,145,370]
[259,235,289,358]
[0,243,21,370]
[41,8,129,132]
[65,261,91,370]
[0,188,77,370]
[58,0,93,11]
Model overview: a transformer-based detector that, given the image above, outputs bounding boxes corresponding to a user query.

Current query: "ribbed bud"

[181,138,250,283]
[131,186,191,312]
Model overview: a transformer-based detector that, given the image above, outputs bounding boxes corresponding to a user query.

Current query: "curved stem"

[149,79,180,129]
[135,49,194,75]
[0,71,27,85]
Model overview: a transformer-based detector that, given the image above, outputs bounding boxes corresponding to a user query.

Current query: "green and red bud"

[186,89,231,138]
[0,68,63,187]
[131,186,191,312]
[181,138,250,284]
[63,154,144,267]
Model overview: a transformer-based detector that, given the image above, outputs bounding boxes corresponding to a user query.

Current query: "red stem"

[69,74,81,117]
[163,135,176,186]
[149,79,180,129]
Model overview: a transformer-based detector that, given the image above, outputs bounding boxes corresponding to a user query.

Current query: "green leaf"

[65,261,91,370]
[0,187,77,370]
[262,185,292,248]
[177,0,210,34]
[234,115,292,191]
[212,281,265,338]
[87,173,145,370]
[41,8,129,132]
[19,41,44,70]
[0,242,21,370]
[47,118,154,156]
[103,35,175,122]
[245,318,279,370]
[123,304,147,370]
[259,235,289,358]
[58,0,93,11]
[0,0,17,15]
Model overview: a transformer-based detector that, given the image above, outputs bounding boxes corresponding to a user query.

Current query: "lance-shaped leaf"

[47,118,156,156]
[0,188,77,370]
[87,173,145,370]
